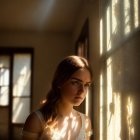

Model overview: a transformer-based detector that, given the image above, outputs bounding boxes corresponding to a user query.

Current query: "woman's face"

[59,68,91,106]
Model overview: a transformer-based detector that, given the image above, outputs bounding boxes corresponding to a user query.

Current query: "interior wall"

[0,31,73,110]
[120,31,140,140]
[73,1,140,139]
[72,1,100,140]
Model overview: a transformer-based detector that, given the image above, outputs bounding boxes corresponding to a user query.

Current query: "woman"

[22,55,93,140]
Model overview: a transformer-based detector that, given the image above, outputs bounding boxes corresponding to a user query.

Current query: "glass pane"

[0,68,9,86]
[112,0,119,34]
[106,57,121,140]
[0,87,9,106]
[107,58,113,140]
[13,54,31,97]
[134,0,139,28]
[111,0,121,46]
[12,97,30,123]
[100,74,103,140]
[126,97,134,138]
[0,56,10,106]
[106,6,112,51]
[124,0,131,35]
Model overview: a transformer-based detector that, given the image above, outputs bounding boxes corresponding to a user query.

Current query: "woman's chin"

[70,97,84,106]
[73,101,83,106]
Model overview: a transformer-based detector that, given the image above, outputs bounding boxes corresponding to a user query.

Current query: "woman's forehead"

[70,68,91,82]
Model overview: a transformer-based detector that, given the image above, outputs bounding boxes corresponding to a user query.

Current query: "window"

[0,48,33,139]
[75,19,93,118]
[12,54,32,123]
[99,0,139,139]
[75,19,89,60]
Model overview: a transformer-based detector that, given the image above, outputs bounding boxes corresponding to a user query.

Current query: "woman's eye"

[71,81,83,88]
[84,83,91,88]
[71,80,79,85]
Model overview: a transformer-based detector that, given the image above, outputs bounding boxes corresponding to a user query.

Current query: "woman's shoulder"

[23,110,43,133]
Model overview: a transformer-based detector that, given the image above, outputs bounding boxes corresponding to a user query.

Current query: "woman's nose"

[78,84,85,93]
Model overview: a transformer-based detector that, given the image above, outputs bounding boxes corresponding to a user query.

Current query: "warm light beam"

[100,74,103,140]
[100,19,103,55]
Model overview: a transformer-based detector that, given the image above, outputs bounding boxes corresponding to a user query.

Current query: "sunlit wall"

[99,0,140,139]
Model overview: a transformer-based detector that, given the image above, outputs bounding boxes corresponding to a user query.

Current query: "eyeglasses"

[70,78,91,90]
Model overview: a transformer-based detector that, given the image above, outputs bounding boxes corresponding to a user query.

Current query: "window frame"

[99,0,140,140]
[0,47,34,136]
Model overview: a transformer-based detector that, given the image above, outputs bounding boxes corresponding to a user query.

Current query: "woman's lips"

[74,96,83,100]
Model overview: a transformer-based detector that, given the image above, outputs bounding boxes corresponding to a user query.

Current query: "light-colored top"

[22,110,92,140]
[35,110,86,140]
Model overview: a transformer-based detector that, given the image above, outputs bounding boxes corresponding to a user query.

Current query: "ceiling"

[0,0,83,33]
